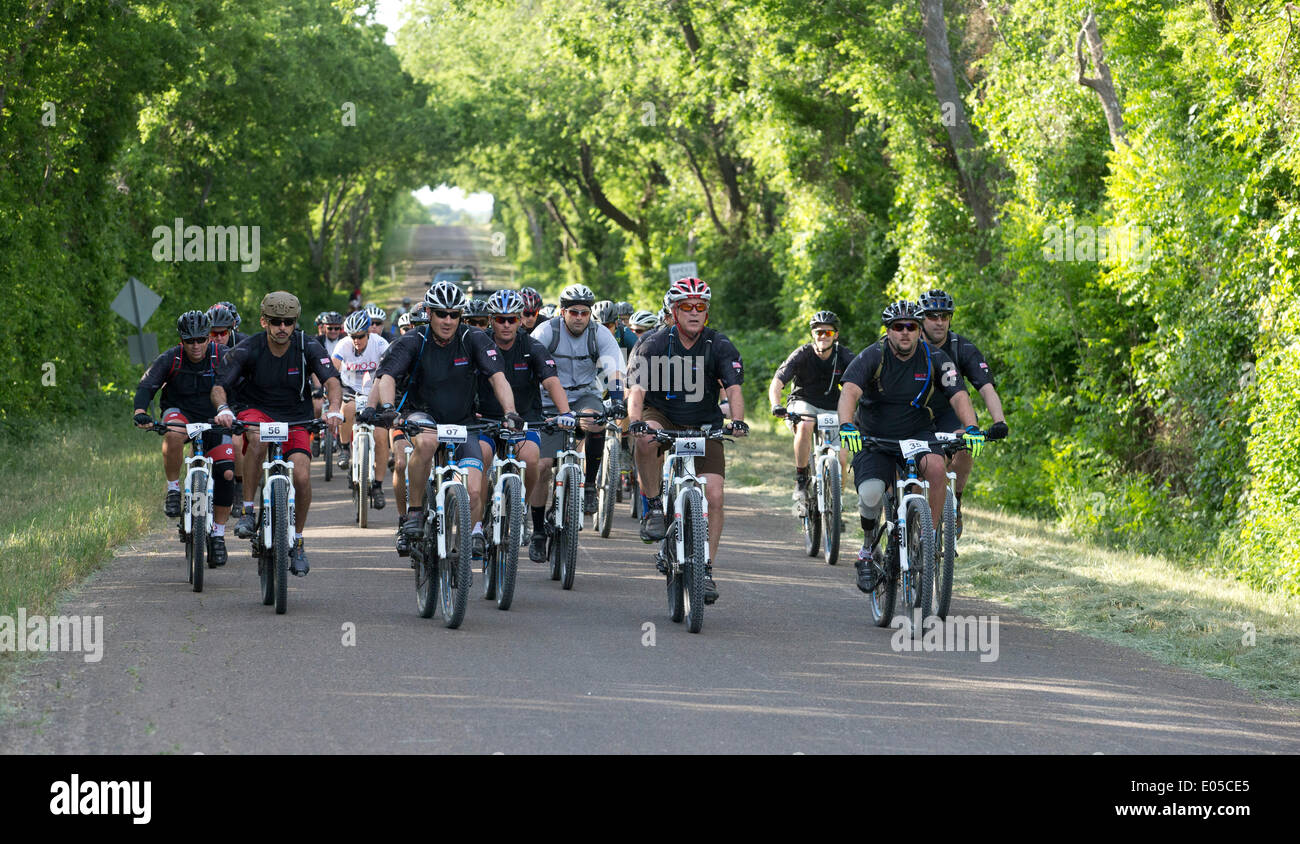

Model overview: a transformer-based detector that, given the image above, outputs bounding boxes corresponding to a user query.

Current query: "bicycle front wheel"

[902,497,934,634]
[935,487,956,620]
[681,487,707,634]
[415,490,438,618]
[356,436,371,528]
[870,529,898,628]
[802,487,821,557]
[497,475,523,610]
[560,464,582,590]
[597,435,618,537]
[190,472,207,593]
[272,481,289,614]
[822,459,841,566]
[323,427,334,482]
[440,483,473,628]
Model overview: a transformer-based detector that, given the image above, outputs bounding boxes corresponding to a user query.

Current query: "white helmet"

[344,310,372,334]
[425,281,466,312]
[365,303,387,323]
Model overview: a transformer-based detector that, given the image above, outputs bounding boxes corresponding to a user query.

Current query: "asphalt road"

[3,453,1300,754]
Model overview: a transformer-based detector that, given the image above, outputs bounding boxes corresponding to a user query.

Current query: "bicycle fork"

[260,459,295,549]
[182,454,214,537]
[491,457,525,546]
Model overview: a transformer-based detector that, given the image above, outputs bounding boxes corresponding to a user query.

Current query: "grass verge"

[730,428,1300,701]
[0,418,166,687]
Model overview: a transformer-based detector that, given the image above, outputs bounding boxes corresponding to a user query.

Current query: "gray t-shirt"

[530,317,624,409]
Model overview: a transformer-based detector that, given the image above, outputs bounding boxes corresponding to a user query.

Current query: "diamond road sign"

[126,332,159,366]
[111,277,162,329]
[667,262,698,283]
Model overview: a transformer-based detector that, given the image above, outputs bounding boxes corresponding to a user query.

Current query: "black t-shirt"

[135,343,230,421]
[842,339,963,438]
[774,342,856,405]
[628,326,744,428]
[477,335,557,422]
[375,325,503,424]
[927,331,994,417]
[215,331,338,422]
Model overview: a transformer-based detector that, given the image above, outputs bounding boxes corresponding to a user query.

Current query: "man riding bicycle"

[917,289,1008,535]
[529,283,626,516]
[213,291,343,576]
[471,290,575,562]
[332,309,391,509]
[369,281,523,561]
[519,288,543,332]
[626,276,748,604]
[133,310,238,566]
[837,300,980,593]
[768,310,855,498]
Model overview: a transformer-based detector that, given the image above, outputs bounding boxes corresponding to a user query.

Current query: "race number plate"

[899,439,931,459]
[817,413,839,432]
[185,422,211,439]
[437,424,468,444]
[259,421,288,443]
[673,437,705,457]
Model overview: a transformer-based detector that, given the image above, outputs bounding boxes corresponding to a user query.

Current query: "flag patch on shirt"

[486,349,498,358]
[320,357,331,364]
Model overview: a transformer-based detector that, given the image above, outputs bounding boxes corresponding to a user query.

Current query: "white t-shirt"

[332,335,389,398]
[529,317,623,409]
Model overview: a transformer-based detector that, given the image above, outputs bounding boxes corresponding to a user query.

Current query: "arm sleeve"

[374,331,418,380]
[470,330,505,375]
[712,334,744,387]
[931,349,965,400]
[530,338,558,381]
[133,349,174,410]
[215,341,252,393]
[773,346,805,384]
[842,344,879,391]
[960,340,994,389]
[306,338,340,383]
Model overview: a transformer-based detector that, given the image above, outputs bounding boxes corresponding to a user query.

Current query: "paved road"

[4,455,1300,754]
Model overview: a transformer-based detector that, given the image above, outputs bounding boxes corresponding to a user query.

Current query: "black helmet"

[809,310,840,331]
[177,310,212,340]
[614,301,634,318]
[315,311,329,326]
[559,283,596,308]
[881,300,924,326]
[323,311,344,325]
[918,288,955,314]
[464,298,490,318]
[518,287,543,312]
[215,301,241,328]
[207,304,238,330]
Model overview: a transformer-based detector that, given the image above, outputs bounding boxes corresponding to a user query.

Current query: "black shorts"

[851,432,942,491]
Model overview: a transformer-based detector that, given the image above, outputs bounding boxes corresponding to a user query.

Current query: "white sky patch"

[371,0,404,46]
[414,185,495,220]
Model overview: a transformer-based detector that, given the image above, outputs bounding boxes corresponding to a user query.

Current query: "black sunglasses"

[265,316,296,327]
[182,336,208,345]
[431,309,461,320]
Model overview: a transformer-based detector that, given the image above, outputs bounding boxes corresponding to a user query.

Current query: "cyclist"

[614,301,634,329]
[626,276,748,604]
[530,283,626,516]
[837,300,980,593]
[392,297,415,324]
[768,310,855,497]
[472,290,575,560]
[369,281,523,561]
[213,291,343,576]
[365,303,395,343]
[629,309,659,340]
[133,310,238,567]
[333,309,391,509]
[207,303,250,509]
[396,311,414,335]
[594,299,636,356]
[519,288,544,332]
[310,311,346,456]
[538,303,558,321]
[464,297,491,331]
[918,289,1008,535]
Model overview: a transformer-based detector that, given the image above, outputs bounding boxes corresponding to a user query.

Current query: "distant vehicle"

[430,267,476,285]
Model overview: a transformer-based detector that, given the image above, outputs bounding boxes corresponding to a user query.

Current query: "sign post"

[111,277,162,365]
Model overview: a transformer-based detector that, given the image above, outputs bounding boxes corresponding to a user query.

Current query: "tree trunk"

[919,0,998,240]
[1076,11,1127,148]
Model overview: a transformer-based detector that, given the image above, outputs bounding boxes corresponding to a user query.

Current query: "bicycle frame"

[350,393,377,489]
[810,413,840,516]
[490,432,528,547]
[261,443,296,549]
[664,454,709,568]
[550,428,584,533]
[180,424,215,538]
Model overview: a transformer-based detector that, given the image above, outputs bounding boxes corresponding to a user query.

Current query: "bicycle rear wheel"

[597,435,618,537]
[323,427,334,482]
[935,488,957,620]
[822,459,841,566]
[869,527,898,628]
[272,481,289,614]
[440,483,473,628]
[560,464,582,590]
[497,475,523,610]
[189,472,207,593]
[415,486,438,618]
[802,487,821,557]
[681,487,707,634]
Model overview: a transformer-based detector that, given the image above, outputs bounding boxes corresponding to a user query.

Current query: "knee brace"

[857,479,886,520]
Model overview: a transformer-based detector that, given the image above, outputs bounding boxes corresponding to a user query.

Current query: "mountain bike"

[539,410,607,590]
[142,418,230,592]
[401,418,486,629]
[858,436,938,632]
[647,426,733,634]
[480,419,527,611]
[241,418,325,615]
[349,391,377,528]
[787,411,844,565]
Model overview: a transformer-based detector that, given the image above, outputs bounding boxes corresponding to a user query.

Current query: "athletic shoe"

[583,486,598,514]
[369,480,385,510]
[395,526,411,557]
[164,489,182,517]
[471,531,486,561]
[311,435,321,457]
[529,533,548,562]
[290,538,309,576]
[337,446,350,470]
[209,535,228,567]
[399,510,425,540]
[639,501,667,542]
[855,546,882,593]
[233,513,257,539]
[703,565,719,604]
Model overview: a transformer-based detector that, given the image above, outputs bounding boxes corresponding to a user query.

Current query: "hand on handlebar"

[727,419,749,437]
[839,423,862,454]
[962,425,986,457]
[771,404,786,418]
[134,412,153,428]
[215,407,236,427]
[986,420,1008,440]
[504,411,525,433]
[628,420,651,437]
[556,411,576,430]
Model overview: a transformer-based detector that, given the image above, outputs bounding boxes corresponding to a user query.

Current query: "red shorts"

[237,408,312,457]
[161,409,236,462]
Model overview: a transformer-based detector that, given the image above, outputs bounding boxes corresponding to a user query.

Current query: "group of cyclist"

[133,276,1005,613]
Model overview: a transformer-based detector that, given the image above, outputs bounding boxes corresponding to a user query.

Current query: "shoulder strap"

[545,316,563,355]
[872,338,886,393]
[395,327,429,413]
[823,341,844,396]
[587,323,599,365]
[168,348,182,380]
